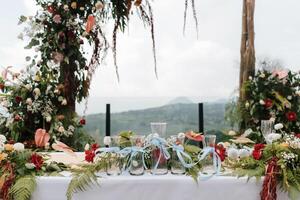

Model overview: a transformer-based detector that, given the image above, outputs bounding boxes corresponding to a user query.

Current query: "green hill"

[84,102,230,141]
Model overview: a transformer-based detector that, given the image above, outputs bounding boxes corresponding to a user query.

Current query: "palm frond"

[9,175,36,200]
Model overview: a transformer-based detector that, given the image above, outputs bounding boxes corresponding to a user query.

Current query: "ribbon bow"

[198,147,222,176]
[172,144,195,169]
[149,137,171,173]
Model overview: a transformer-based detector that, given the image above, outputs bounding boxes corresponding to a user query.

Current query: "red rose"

[14,114,21,122]
[264,99,273,109]
[91,143,99,151]
[15,96,22,104]
[252,150,262,160]
[47,6,54,13]
[79,118,86,125]
[85,150,95,163]
[30,153,44,170]
[0,83,5,90]
[286,111,297,122]
[295,134,300,139]
[215,144,226,162]
[254,143,265,151]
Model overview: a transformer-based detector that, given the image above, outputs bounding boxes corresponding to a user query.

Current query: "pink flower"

[35,129,50,148]
[53,14,62,24]
[53,52,64,63]
[272,70,288,79]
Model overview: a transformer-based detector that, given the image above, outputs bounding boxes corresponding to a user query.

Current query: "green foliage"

[241,69,300,133]
[67,159,107,200]
[9,175,37,200]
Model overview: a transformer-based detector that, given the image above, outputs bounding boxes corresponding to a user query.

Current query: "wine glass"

[261,120,274,144]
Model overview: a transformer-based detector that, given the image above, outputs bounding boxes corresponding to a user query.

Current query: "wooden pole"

[239,0,256,101]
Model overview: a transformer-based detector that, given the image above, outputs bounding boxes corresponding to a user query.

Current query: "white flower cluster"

[281,152,298,168]
[0,134,7,152]
[227,147,252,160]
[54,122,75,137]
[285,135,300,149]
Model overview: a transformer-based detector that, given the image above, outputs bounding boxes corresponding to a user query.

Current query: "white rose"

[274,123,284,130]
[0,134,7,143]
[266,133,282,143]
[58,126,65,133]
[287,96,292,100]
[228,148,239,160]
[46,115,52,122]
[296,91,300,96]
[25,163,36,169]
[33,88,41,99]
[245,102,250,108]
[26,98,33,105]
[13,143,25,151]
[259,73,265,78]
[259,100,265,105]
[84,144,90,151]
[238,149,250,158]
[248,76,253,80]
[64,5,69,11]
[103,136,111,146]
[95,1,104,10]
[177,132,185,139]
[61,99,67,105]
[25,84,32,91]
[228,130,237,136]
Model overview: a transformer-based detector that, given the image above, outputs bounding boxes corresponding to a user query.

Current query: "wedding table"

[32,173,290,200]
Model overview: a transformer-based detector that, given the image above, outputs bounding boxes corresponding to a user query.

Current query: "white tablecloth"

[32,173,290,200]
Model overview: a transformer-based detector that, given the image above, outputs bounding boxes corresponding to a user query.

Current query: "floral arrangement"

[241,69,300,134]
[0,134,67,200]
[0,67,93,150]
[226,124,300,200]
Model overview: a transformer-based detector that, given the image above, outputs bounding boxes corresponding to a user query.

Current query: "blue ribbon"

[149,137,171,173]
[95,147,120,155]
[172,144,195,169]
[198,147,221,176]
[121,146,148,170]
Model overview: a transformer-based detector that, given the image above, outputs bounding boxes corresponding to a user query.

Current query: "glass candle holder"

[201,134,217,175]
[129,135,146,176]
[150,122,167,138]
[261,120,274,144]
[151,146,168,175]
[170,135,186,175]
[106,136,122,176]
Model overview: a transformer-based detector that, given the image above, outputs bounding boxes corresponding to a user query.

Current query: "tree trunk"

[62,62,76,113]
[239,0,256,101]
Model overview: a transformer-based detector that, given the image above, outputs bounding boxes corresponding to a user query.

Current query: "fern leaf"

[9,175,36,200]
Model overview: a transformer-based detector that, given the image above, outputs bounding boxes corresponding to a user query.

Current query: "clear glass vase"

[151,147,168,175]
[201,134,217,175]
[171,150,186,175]
[170,135,186,175]
[106,136,122,176]
[129,135,145,176]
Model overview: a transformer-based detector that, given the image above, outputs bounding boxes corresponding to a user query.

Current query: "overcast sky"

[0,0,300,113]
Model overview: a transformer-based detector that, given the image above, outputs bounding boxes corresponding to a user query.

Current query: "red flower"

[215,144,226,162]
[185,131,203,142]
[295,134,300,139]
[0,83,5,90]
[264,99,273,109]
[79,118,86,125]
[252,150,263,160]
[254,143,265,151]
[14,114,21,122]
[15,96,22,103]
[30,153,44,170]
[286,111,297,122]
[91,143,99,151]
[85,150,95,163]
[47,5,54,13]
